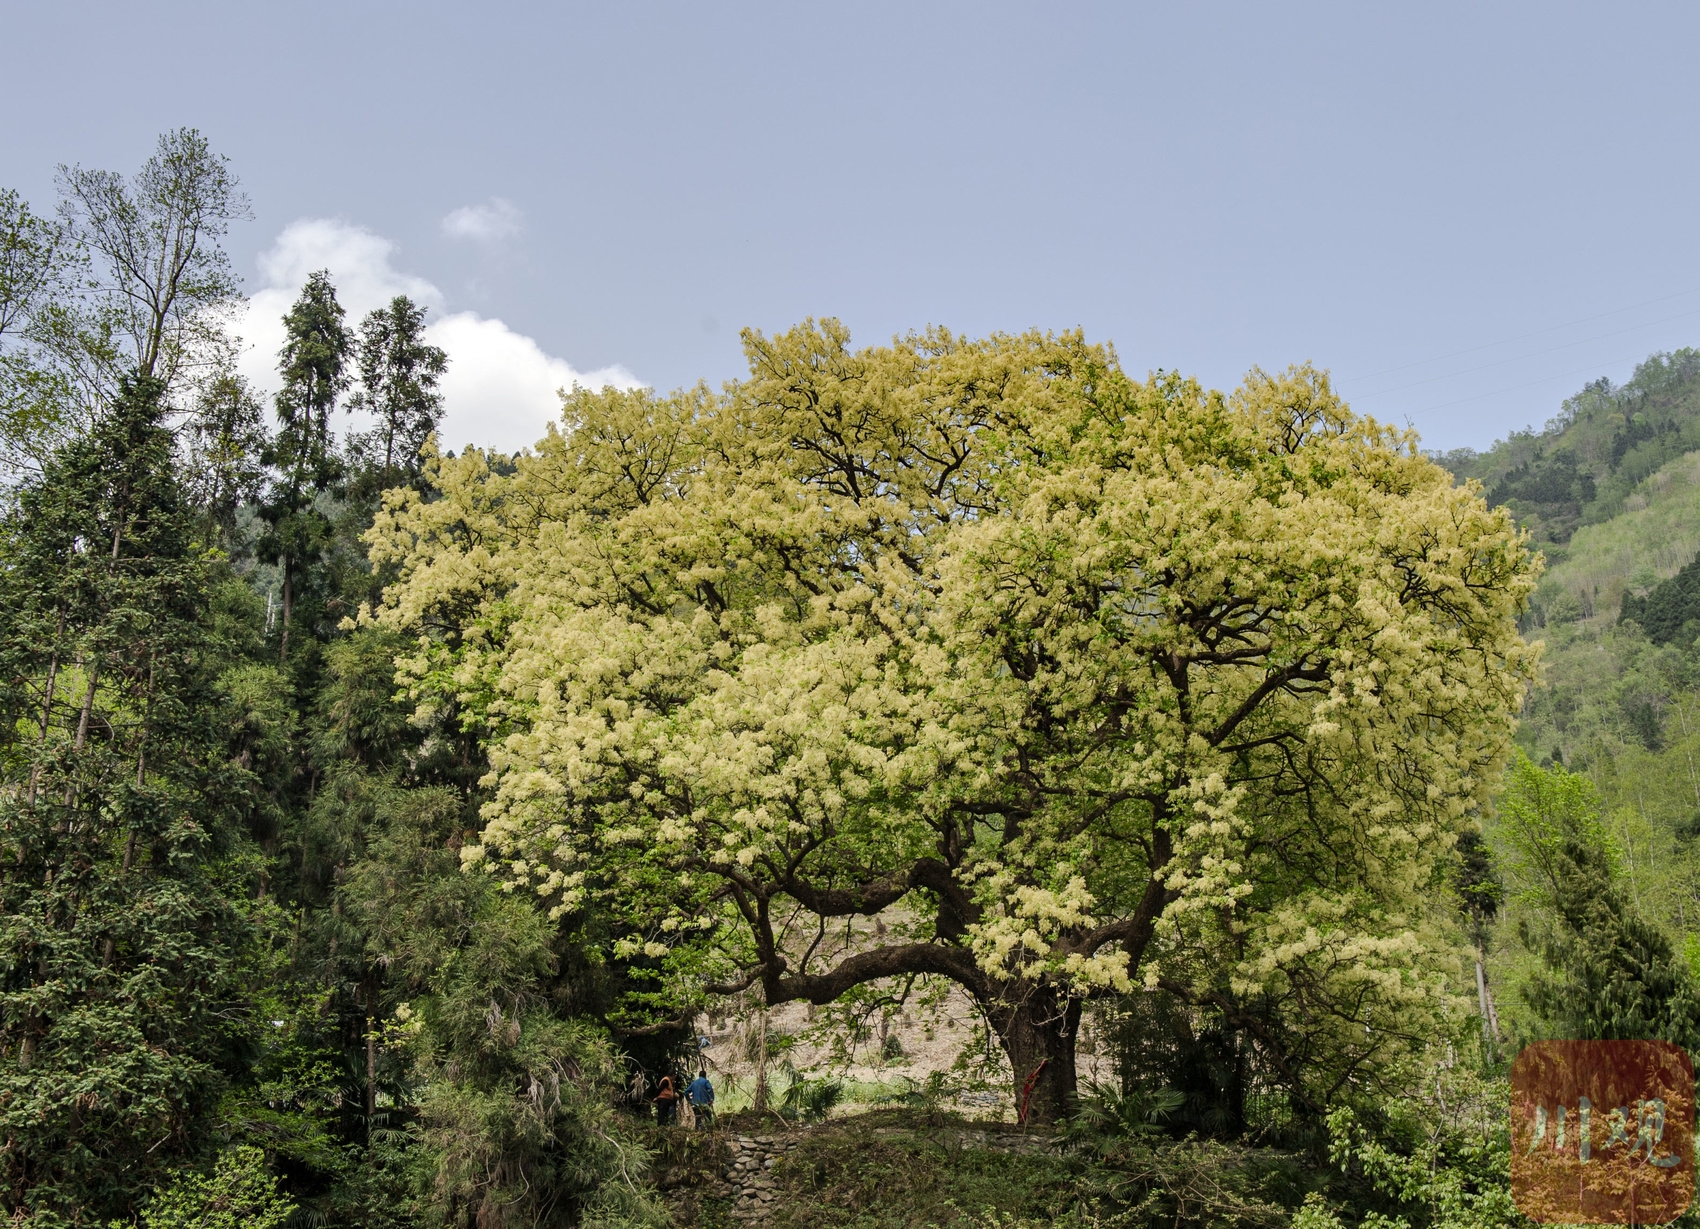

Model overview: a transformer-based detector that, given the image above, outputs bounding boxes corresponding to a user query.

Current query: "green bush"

[116,1146,293,1229]
[781,1077,845,1124]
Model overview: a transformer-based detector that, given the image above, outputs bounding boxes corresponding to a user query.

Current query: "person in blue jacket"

[686,1069,715,1128]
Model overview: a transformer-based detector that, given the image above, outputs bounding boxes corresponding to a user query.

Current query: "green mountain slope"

[1449,349,1700,1043]
[1439,348,1700,558]
[1530,448,1700,627]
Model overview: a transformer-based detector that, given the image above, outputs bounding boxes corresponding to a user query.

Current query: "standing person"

[655,1074,678,1126]
[687,1068,716,1129]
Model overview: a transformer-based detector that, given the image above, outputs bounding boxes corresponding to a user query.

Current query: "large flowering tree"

[367,322,1538,1122]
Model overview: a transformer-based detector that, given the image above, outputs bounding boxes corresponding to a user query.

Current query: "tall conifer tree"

[347,295,446,496]
[259,271,349,662]
[0,374,257,1223]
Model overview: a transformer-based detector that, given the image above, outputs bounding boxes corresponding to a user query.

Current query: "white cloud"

[236,218,637,454]
[429,313,638,454]
[440,197,523,243]
[255,217,441,313]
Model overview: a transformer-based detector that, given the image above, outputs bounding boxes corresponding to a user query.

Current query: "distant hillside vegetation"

[1529,448,1700,629]
[1437,349,1700,557]
[1621,555,1700,645]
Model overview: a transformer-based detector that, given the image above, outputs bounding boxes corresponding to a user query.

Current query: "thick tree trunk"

[989,986,1080,1126]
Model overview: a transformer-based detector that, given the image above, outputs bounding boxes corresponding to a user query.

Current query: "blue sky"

[6,2,1700,453]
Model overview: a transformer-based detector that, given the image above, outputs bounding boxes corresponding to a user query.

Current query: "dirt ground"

[692,977,1119,1119]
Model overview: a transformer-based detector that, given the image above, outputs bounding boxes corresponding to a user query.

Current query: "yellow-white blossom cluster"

[367,324,1537,1081]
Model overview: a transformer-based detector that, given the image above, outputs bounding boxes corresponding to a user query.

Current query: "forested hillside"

[4,130,1697,1229]
[1438,350,1700,563]
[1441,351,1700,1088]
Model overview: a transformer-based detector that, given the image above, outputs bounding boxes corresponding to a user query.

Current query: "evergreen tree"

[346,296,447,497]
[0,374,261,1224]
[0,139,659,1229]
[1499,755,1700,1045]
[259,271,349,663]
[185,368,267,548]
[338,764,654,1229]
[1520,840,1700,1046]
[1619,553,1700,645]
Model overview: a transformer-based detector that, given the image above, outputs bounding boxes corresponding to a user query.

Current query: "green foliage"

[1095,992,1256,1140]
[274,269,351,455]
[374,324,1538,1125]
[1488,743,1700,1046]
[0,131,657,1229]
[895,1070,957,1117]
[185,371,268,547]
[1493,753,1614,895]
[0,375,266,1223]
[780,1076,845,1124]
[710,1115,1301,1229]
[1521,446,1700,634]
[346,295,447,496]
[1620,551,1700,644]
[739,1121,1087,1229]
[41,127,1700,1226]
[259,269,351,661]
[1061,1079,1185,1153]
[1517,836,1700,1045]
[55,128,248,389]
[118,1146,295,1229]
[0,186,76,475]
[1083,1139,1291,1229]
[1324,1103,1521,1229]
[1453,829,1502,951]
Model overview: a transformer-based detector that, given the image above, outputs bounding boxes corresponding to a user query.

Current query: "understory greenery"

[3,128,1699,1229]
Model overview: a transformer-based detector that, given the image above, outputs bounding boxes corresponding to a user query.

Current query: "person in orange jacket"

[655,1073,679,1125]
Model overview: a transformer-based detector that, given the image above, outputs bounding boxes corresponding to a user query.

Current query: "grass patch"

[762,1122,1080,1229]
[657,1109,1316,1229]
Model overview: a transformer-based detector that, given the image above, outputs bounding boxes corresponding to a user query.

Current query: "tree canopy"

[370,320,1540,1120]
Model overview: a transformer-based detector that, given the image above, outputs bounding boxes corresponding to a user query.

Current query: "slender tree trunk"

[26,611,66,808]
[72,667,97,754]
[1475,957,1494,1055]
[103,656,154,967]
[366,976,378,1142]
[67,516,124,782]
[63,663,100,811]
[990,986,1081,1126]
[752,1009,770,1113]
[279,558,293,664]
